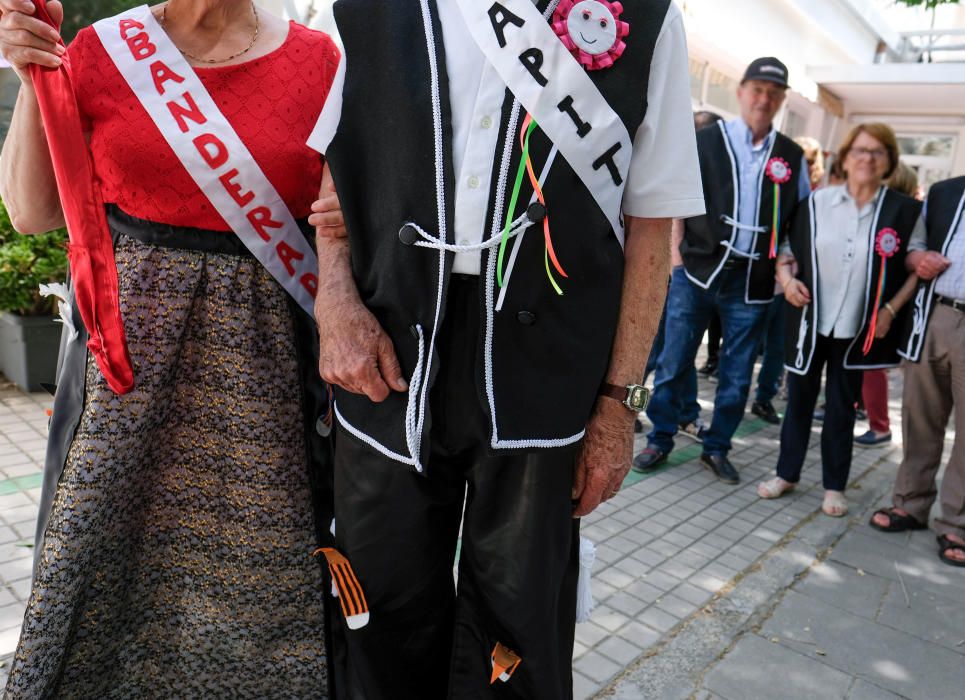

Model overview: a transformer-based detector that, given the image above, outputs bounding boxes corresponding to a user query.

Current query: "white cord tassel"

[39,282,78,342]
[576,537,596,623]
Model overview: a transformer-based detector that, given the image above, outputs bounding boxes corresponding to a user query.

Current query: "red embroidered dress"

[68,21,339,230]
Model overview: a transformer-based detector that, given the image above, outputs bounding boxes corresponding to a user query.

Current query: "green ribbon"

[497,118,539,289]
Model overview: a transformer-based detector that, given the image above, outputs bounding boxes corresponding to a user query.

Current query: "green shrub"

[0,199,68,316]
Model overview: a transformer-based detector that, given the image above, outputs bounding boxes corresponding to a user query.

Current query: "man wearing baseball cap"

[635,57,810,484]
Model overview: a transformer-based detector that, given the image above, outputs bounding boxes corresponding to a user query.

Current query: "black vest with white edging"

[784,186,922,374]
[325,0,670,471]
[681,123,804,303]
[899,176,965,363]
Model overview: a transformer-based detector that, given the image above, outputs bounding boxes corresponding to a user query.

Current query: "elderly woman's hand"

[783,278,811,308]
[309,162,347,239]
[875,306,895,339]
[0,0,64,85]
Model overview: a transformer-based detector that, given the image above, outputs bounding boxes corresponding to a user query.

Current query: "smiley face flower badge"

[552,0,630,71]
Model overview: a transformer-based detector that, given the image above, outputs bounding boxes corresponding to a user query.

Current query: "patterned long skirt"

[3,212,331,698]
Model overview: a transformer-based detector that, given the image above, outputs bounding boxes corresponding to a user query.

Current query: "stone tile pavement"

[0,381,50,688]
[0,364,961,699]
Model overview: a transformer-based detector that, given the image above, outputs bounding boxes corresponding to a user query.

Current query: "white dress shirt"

[811,185,875,339]
[309,1,705,275]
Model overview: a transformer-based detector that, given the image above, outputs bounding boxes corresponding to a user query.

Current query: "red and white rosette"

[765,157,792,185]
[875,227,900,258]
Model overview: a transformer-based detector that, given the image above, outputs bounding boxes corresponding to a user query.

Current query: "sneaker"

[855,430,891,447]
[856,408,868,421]
[698,359,718,376]
[678,418,707,442]
[751,400,781,425]
[632,447,669,474]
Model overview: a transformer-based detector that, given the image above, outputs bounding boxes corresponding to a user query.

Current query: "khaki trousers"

[894,304,965,538]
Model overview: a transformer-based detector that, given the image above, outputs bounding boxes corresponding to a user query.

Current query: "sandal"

[757,477,795,500]
[869,508,927,533]
[822,491,848,518]
[937,535,965,568]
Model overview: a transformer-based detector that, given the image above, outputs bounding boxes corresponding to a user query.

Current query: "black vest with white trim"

[784,186,922,374]
[681,123,804,303]
[325,0,670,470]
[899,176,965,362]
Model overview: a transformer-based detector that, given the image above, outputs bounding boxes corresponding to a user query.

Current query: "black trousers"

[776,335,864,491]
[332,276,580,699]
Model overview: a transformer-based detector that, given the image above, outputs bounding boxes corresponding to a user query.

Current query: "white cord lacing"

[401,212,533,254]
[719,240,762,261]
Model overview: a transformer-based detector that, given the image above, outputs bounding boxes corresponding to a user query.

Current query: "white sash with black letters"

[93,6,319,317]
[455,0,632,244]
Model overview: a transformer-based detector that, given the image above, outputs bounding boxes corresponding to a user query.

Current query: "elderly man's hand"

[572,398,635,517]
[314,291,408,403]
[915,251,951,281]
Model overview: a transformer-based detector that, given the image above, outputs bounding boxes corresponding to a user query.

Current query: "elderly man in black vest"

[633,57,810,484]
[871,175,965,568]
[304,1,704,698]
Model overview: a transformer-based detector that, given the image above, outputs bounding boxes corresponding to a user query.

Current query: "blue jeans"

[647,266,768,456]
[645,288,700,425]
[756,294,787,404]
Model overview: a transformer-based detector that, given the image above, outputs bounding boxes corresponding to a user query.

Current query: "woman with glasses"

[757,123,923,517]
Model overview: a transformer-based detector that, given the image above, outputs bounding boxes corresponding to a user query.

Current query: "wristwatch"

[600,382,651,413]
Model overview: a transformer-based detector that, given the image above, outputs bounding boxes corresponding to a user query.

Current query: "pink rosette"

[875,228,900,258]
[552,0,630,71]
[765,157,792,185]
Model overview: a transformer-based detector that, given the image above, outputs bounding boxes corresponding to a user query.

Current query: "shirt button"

[459,239,470,246]
[468,176,480,189]
[481,116,493,129]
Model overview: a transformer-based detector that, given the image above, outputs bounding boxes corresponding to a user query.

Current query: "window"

[897,135,955,158]
[689,57,707,102]
[783,110,808,139]
[704,68,740,117]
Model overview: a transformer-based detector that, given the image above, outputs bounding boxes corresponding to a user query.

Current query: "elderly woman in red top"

[0,0,341,696]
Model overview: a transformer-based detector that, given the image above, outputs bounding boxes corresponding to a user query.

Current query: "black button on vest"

[516,311,536,326]
[399,224,420,246]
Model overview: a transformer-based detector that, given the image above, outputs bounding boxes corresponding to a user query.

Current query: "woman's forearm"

[886,272,920,314]
[775,253,796,289]
[0,83,65,234]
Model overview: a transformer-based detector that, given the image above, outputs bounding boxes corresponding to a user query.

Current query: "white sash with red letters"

[93,6,318,317]
[456,0,632,244]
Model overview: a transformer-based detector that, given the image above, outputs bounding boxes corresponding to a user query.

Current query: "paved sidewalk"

[0,366,961,698]
[0,382,51,686]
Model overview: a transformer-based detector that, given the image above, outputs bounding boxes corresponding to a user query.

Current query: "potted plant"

[0,199,69,392]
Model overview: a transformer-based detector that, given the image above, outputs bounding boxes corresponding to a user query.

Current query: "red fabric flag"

[27,0,134,394]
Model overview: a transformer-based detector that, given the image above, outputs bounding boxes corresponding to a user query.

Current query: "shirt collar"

[832,184,881,213]
[731,118,775,152]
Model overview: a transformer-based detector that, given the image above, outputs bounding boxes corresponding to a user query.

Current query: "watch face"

[628,385,648,411]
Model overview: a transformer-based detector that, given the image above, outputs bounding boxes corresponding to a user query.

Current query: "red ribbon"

[27,0,134,394]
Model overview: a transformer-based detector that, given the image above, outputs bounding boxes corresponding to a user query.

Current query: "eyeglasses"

[849,147,888,161]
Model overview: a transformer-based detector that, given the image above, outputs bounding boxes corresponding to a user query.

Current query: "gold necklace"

[160,1,260,65]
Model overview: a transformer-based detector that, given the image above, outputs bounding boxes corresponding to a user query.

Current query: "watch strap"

[600,382,628,403]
